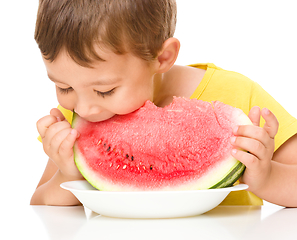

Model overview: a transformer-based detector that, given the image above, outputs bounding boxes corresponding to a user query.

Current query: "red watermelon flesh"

[72,97,251,191]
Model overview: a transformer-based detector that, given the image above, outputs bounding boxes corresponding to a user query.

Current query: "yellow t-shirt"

[42,63,297,205]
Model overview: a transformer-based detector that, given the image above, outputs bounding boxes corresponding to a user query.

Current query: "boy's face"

[43,48,157,122]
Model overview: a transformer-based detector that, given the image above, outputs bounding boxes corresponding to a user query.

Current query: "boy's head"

[35,0,177,67]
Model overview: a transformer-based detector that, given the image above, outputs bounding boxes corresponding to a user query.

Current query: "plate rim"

[60,180,248,194]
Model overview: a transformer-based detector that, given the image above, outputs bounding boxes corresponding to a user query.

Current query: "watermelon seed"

[123,165,127,169]
[116,165,120,169]
[97,140,102,145]
[107,146,111,152]
[126,154,129,158]
[110,163,112,167]
[131,156,134,161]
[150,165,153,170]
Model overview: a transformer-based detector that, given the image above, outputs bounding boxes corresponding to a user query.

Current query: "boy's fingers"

[261,108,279,139]
[50,108,66,122]
[248,106,261,126]
[234,125,271,148]
[59,129,79,158]
[231,149,259,170]
[43,121,72,146]
[231,136,267,161]
[49,128,73,155]
[236,108,278,148]
[37,115,58,139]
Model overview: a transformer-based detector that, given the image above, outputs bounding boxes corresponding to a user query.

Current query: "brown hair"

[35,0,177,67]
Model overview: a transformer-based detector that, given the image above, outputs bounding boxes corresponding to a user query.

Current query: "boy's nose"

[74,103,101,119]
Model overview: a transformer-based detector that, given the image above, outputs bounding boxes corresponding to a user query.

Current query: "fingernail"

[71,129,80,138]
[230,136,236,144]
[263,108,270,115]
[57,117,61,122]
[71,129,77,135]
[231,149,237,155]
[233,126,238,134]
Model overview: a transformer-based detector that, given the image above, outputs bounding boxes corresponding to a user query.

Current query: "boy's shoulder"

[189,63,253,83]
[189,63,255,88]
[162,63,255,103]
[161,65,206,101]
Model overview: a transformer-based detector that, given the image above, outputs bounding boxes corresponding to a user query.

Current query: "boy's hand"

[231,106,279,192]
[37,108,82,179]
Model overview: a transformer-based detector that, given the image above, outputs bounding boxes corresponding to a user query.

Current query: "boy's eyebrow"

[48,74,121,86]
[86,78,122,86]
[48,74,62,83]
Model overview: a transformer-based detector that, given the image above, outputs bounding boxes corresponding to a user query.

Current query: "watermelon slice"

[72,97,251,191]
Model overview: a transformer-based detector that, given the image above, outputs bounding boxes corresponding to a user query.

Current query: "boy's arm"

[259,134,297,206]
[31,108,83,206]
[231,107,297,207]
[30,158,83,206]
[36,158,58,188]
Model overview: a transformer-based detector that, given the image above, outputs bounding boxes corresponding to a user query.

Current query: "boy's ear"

[156,38,180,73]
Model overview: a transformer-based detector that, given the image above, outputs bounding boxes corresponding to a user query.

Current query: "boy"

[31,0,297,207]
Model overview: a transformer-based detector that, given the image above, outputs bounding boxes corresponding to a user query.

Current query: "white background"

[1,0,296,207]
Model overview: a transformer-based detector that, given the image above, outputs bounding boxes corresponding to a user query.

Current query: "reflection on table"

[14,205,295,240]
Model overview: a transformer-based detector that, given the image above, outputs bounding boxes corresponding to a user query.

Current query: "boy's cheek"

[56,95,75,112]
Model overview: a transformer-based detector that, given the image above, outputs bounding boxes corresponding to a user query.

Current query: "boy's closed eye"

[95,88,116,98]
[58,86,73,94]
[57,86,116,98]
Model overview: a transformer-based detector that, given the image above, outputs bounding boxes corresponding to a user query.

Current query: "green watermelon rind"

[209,161,245,189]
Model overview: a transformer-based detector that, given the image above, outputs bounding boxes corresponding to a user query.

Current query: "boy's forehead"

[42,49,138,85]
[43,46,130,66]
[48,72,122,87]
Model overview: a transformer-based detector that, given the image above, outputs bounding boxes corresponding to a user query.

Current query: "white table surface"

[4,204,297,240]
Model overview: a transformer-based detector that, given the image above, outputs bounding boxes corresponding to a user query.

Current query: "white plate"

[61,180,248,219]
